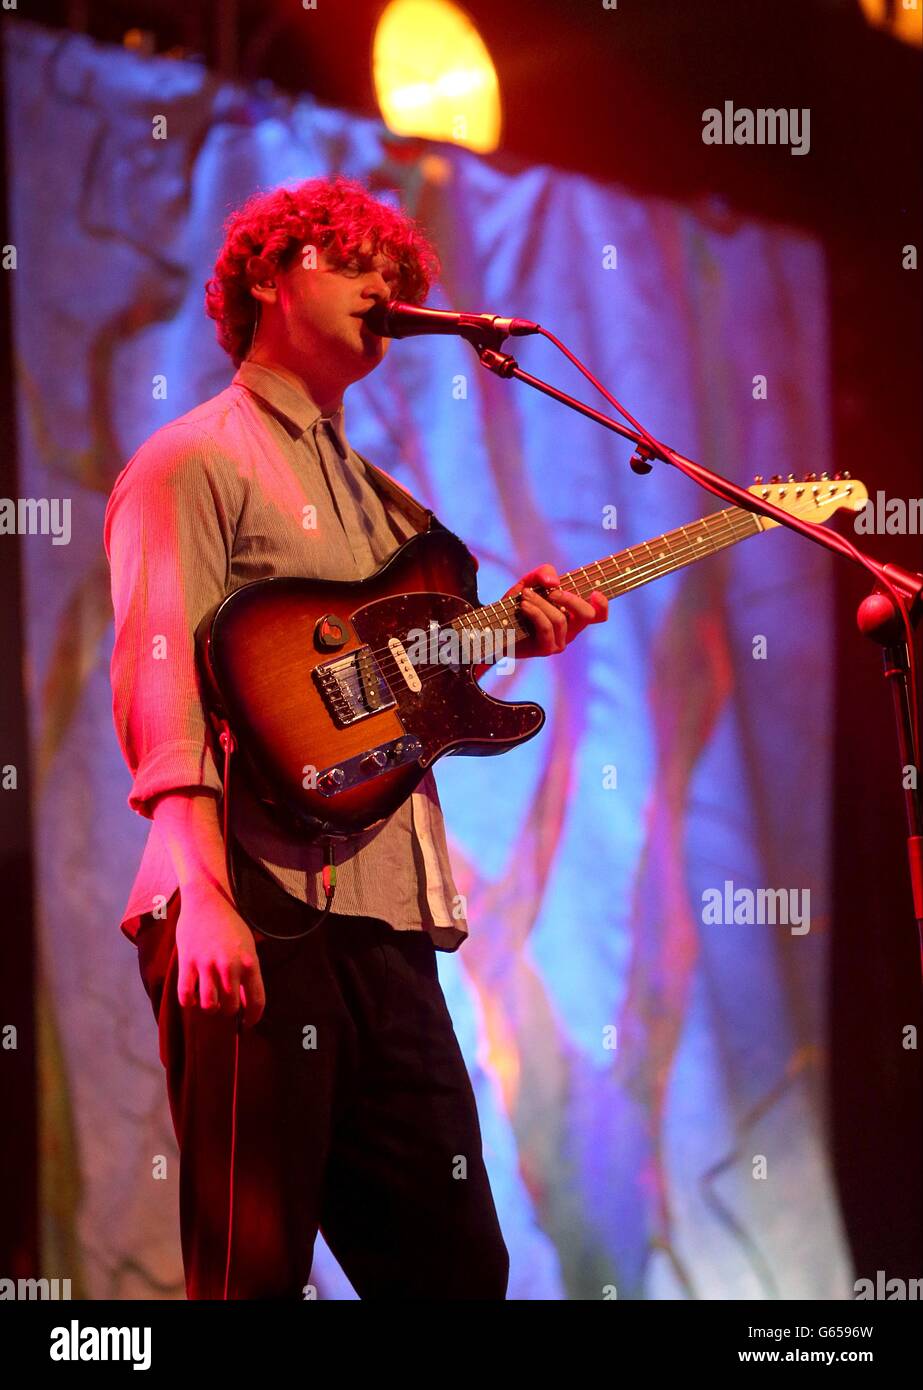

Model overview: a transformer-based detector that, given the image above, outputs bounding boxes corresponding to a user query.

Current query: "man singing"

[104,175,608,1300]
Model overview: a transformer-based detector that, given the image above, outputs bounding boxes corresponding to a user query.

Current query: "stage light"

[857,0,922,47]
[372,0,502,153]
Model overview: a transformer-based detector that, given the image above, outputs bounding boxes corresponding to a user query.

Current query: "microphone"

[363,300,540,342]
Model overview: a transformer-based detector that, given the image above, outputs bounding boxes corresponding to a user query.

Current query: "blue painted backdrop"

[5,19,852,1298]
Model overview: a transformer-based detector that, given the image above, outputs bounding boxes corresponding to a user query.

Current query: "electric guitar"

[195,473,867,838]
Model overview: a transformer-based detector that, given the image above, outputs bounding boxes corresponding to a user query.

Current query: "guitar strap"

[352,450,439,535]
[353,450,480,603]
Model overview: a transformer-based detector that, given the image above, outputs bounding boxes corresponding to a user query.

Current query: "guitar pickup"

[356,646,383,711]
[314,647,396,726]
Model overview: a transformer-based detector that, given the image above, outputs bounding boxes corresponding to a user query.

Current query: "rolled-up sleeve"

[103,423,237,818]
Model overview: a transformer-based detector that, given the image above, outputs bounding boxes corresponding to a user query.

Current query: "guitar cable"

[217,722,339,942]
[216,720,338,1299]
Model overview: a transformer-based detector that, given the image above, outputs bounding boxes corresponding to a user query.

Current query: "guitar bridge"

[314,647,396,726]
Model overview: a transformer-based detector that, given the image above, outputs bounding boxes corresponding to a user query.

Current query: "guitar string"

[326,488,846,701]
[407,491,839,666]
[324,508,762,705]
[325,518,755,704]
[345,506,758,674]
[329,510,762,704]
[318,490,847,723]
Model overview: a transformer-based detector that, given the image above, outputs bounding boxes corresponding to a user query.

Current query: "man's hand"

[505,563,609,658]
[175,880,267,1028]
[151,789,267,1027]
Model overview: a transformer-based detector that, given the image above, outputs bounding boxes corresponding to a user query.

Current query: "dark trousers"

[135,861,509,1300]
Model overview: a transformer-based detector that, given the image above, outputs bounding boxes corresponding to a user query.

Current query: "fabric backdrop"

[4,19,852,1299]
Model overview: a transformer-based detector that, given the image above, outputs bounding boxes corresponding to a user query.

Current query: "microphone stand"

[467,328,923,978]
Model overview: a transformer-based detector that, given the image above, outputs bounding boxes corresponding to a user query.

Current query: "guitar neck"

[456,504,764,641]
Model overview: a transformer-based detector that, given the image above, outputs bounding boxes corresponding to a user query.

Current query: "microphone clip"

[474,344,518,377]
[629,445,655,475]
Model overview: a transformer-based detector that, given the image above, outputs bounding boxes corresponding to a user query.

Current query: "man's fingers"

[217,958,245,1017]
[550,587,610,634]
[520,585,610,654]
[587,589,609,621]
[177,939,268,1021]
[521,589,567,652]
[548,588,597,624]
[240,965,267,1029]
[520,564,559,589]
[177,958,199,1009]
[196,964,223,1013]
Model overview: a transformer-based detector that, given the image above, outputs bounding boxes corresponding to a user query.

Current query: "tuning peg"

[821,471,829,480]
[842,470,851,479]
[806,472,817,482]
[787,473,795,482]
[770,474,782,484]
[753,474,763,484]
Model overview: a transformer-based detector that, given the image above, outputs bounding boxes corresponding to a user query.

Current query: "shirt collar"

[232,360,350,458]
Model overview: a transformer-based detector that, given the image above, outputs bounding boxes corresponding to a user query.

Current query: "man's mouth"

[354,314,385,350]
[356,311,384,331]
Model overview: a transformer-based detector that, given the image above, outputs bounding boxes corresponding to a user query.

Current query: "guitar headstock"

[748,472,868,528]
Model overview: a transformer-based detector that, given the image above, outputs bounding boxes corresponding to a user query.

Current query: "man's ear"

[246,254,278,304]
[249,278,277,305]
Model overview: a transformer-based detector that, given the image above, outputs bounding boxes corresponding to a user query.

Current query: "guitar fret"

[456,502,773,636]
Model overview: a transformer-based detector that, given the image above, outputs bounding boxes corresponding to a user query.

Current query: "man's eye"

[338,257,400,286]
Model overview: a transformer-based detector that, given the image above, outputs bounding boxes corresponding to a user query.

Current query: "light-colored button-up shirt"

[104,360,469,951]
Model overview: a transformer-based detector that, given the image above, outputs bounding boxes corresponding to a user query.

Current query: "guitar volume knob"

[318,767,345,792]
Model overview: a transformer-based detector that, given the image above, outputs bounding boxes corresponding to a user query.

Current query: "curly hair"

[205,176,441,366]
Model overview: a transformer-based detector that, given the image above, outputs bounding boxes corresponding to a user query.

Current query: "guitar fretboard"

[452,504,763,642]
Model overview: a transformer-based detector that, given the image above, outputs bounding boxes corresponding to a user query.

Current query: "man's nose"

[362,270,391,303]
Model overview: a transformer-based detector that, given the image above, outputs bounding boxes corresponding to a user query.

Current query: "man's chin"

[357,317,387,361]
[310,321,386,384]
